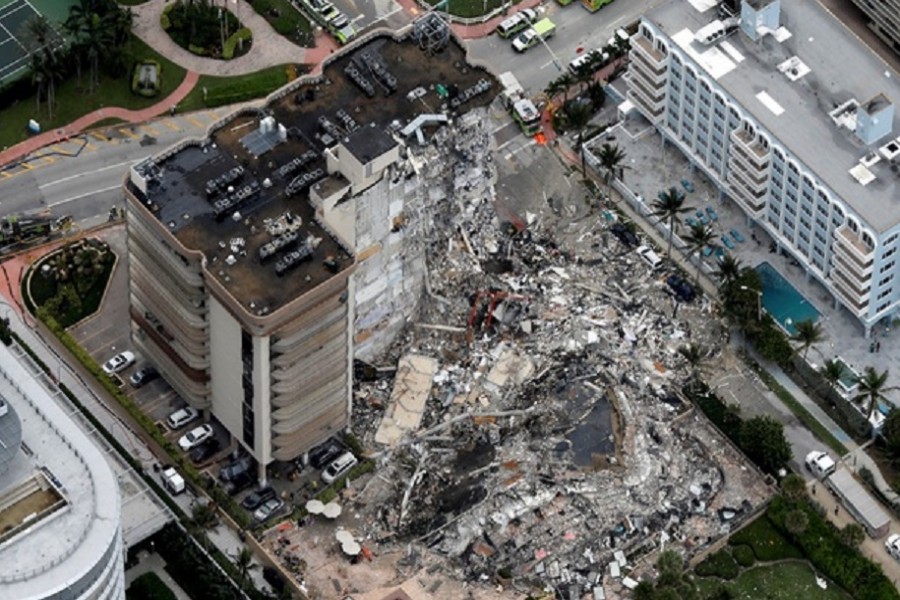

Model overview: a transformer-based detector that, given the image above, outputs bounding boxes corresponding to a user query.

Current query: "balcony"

[831,249,875,280]
[830,257,871,295]
[629,49,667,83]
[832,275,871,317]
[624,74,665,121]
[632,35,666,66]
[730,129,770,167]
[833,225,875,265]
[727,155,769,192]
[626,63,666,97]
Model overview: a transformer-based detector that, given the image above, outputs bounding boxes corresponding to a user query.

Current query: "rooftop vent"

[856,93,894,146]
[878,137,900,161]
[829,99,859,131]
[777,56,810,82]
[740,0,781,42]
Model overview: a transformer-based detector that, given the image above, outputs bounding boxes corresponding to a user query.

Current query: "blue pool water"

[755,262,821,336]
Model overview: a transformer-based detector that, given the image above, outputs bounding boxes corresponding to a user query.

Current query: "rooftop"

[128,36,495,314]
[647,0,900,233]
[0,342,120,598]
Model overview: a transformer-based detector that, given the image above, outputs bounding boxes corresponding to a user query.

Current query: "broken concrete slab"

[374,355,439,447]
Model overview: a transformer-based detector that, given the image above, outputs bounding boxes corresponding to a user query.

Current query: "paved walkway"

[0,70,199,169]
[131,0,307,76]
[125,552,192,600]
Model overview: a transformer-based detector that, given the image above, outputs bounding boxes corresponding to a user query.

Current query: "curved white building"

[0,342,124,600]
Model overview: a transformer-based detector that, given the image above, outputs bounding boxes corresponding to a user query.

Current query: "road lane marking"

[141,125,159,136]
[186,116,206,128]
[119,127,140,140]
[49,183,122,207]
[39,159,142,190]
[161,119,181,131]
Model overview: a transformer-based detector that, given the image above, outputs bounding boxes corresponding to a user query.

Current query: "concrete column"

[257,461,267,488]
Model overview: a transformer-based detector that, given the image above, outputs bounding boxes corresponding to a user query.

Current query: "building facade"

[851,0,900,56]
[0,343,124,600]
[625,0,900,335]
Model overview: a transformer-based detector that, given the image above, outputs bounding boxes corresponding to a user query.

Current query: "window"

[885,247,897,260]
[877,301,891,313]
[880,260,895,274]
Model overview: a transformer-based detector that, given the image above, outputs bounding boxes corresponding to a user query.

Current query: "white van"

[161,467,185,495]
[322,451,358,484]
[636,245,663,269]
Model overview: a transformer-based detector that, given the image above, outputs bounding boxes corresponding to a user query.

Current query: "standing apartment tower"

[626,0,900,335]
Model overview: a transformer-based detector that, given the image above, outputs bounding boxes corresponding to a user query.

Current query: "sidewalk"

[0,70,199,169]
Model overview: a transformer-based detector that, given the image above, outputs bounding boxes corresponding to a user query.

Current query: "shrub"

[127,572,177,600]
[728,514,803,562]
[223,28,252,60]
[188,43,208,56]
[131,60,162,98]
[730,544,755,568]
[694,549,739,580]
[160,4,174,30]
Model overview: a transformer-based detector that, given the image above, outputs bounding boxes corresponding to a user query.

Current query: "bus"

[581,0,614,13]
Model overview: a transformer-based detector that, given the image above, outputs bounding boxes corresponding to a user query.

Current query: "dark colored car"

[263,566,286,594]
[189,438,221,464]
[241,486,277,510]
[219,456,253,482]
[308,437,346,469]
[610,223,639,247]
[129,366,159,388]
[223,471,254,496]
[666,274,696,302]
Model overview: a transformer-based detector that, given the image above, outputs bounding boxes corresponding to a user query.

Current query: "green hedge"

[730,544,755,568]
[695,549,739,580]
[127,572,177,600]
[223,28,252,60]
[728,511,803,562]
[160,3,174,30]
[188,43,208,56]
[767,496,898,600]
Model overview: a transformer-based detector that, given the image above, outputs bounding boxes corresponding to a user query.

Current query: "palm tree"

[20,15,58,114]
[684,222,716,284]
[790,319,825,360]
[650,187,692,257]
[544,78,565,104]
[853,366,899,423]
[555,72,576,105]
[234,547,258,591]
[715,254,742,287]
[65,1,116,93]
[563,101,602,176]
[819,358,844,398]
[678,343,708,391]
[596,143,626,201]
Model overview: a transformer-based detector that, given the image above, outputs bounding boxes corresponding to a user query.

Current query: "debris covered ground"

[263,98,773,599]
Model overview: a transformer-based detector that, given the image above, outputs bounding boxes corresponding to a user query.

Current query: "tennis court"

[0,0,73,87]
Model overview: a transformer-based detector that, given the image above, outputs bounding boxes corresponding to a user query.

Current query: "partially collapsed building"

[125,31,496,472]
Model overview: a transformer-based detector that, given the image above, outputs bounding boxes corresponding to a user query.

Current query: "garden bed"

[162,2,249,59]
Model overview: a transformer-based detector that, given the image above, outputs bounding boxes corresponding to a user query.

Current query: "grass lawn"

[728,514,804,562]
[246,0,313,46]
[423,0,521,19]
[178,65,296,112]
[126,571,177,600]
[0,35,187,149]
[696,562,850,600]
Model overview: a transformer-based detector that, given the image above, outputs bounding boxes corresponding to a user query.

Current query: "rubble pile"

[344,116,771,597]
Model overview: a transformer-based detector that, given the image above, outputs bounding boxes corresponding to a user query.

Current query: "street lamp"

[740,285,763,321]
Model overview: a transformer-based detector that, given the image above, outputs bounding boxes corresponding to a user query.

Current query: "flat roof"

[129,36,495,314]
[0,342,120,598]
[647,0,900,232]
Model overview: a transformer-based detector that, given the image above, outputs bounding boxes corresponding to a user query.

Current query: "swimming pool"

[833,357,859,396]
[755,262,821,336]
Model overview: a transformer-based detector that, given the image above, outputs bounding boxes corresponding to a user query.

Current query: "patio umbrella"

[335,529,354,545]
[323,501,342,519]
[341,539,361,556]
[305,499,325,515]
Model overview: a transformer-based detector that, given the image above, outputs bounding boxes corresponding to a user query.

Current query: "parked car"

[189,438,221,464]
[254,498,285,522]
[322,451,358,484]
[666,275,696,302]
[730,228,746,243]
[263,567,286,594]
[636,245,663,269]
[610,222,639,247]
[721,234,736,250]
[242,486,278,511]
[805,451,836,479]
[166,406,199,430]
[219,455,254,482]
[102,351,135,374]
[885,533,900,560]
[160,466,185,495]
[705,206,719,222]
[178,424,213,451]
[223,470,255,496]
[309,437,346,469]
[129,366,159,388]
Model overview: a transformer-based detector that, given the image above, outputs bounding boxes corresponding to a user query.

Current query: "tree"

[819,358,844,398]
[596,143,626,201]
[738,415,791,475]
[839,523,865,548]
[20,15,62,117]
[233,547,257,591]
[780,473,808,502]
[656,549,684,578]
[678,343,708,391]
[853,366,898,423]
[683,222,716,284]
[791,319,825,360]
[715,254,742,287]
[651,187,692,258]
[883,409,900,457]
[191,502,218,529]
[784,508,809,536]
[561,100,603,176]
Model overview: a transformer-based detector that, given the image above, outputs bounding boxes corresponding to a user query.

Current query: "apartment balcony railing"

[730,129,771,166]
[833,224,875,265]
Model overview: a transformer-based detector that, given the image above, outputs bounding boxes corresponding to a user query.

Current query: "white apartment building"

[626,0,900,335]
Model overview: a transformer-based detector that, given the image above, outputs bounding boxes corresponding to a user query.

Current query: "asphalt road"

[464,0,662,95]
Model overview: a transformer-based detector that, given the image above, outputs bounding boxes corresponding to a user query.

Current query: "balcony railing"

[629,49,667,82]
[625,74,665,111]
[831,250,875,282]
[830,258,872,296]
[832,277,870,316]
[727,178,766,214]
[727,155,769,191]
[834,225,875,263]
[730,129,770,165]
[632,35,666,64]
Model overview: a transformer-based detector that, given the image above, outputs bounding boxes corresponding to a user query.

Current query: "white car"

[102,351,135,374]
[322,451,358,484]
[805,450,836,479]
[178,424,213,451]
[886,533,900,560]
[166,406,199,430]
[253,498,285,522]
